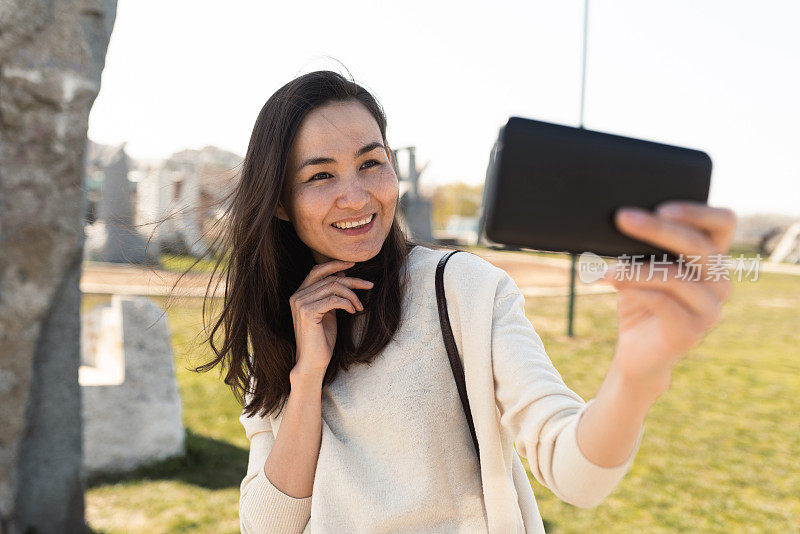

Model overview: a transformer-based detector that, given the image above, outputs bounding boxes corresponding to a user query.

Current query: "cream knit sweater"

[238,245,644,533]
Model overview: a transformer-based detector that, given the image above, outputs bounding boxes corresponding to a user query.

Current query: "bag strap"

[435,250,480,462]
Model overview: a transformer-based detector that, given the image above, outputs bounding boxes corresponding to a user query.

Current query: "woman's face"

[278,99,399,264]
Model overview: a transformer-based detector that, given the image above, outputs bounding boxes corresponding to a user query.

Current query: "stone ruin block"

[80,295,185,478]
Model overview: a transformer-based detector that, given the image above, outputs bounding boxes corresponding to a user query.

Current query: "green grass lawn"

[158,252,228,274]
[83,267,799,533]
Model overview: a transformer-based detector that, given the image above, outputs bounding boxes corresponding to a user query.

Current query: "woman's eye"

[309,172,331,181]
[361,159,381,170]
[309,161,381,181]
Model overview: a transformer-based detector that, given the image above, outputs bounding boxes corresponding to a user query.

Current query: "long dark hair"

[181,70,419,419]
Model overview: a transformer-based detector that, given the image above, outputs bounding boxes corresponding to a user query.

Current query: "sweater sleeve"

[490,270,644,509]
[238,398,312,533]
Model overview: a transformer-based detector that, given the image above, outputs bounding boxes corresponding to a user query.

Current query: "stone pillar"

[0,1,117,533]
[81,295,185,478]
[95,144,149,264]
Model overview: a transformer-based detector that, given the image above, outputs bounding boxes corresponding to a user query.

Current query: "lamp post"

[567,0,590,337]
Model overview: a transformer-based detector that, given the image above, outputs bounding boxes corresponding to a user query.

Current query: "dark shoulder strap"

[435,250,480,462]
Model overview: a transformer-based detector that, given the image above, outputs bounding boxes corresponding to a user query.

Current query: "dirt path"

[80,249,615,298]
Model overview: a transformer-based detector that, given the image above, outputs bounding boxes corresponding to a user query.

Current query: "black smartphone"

[478,116,712,260]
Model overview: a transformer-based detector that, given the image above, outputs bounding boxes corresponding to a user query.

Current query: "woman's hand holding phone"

[288,259,374,378]
[600,200,738,395]
[575,200,737,469]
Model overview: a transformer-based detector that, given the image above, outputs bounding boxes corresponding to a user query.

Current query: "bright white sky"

[88,0,800,217]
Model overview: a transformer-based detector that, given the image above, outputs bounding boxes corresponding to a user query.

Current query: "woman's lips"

[331,213,376,235]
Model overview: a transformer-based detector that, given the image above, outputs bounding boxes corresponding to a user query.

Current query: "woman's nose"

[335,172,370,208]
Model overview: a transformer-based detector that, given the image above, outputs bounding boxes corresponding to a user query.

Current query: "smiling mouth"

[330,213,376,229]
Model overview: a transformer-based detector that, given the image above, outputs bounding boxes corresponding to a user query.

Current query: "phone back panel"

[480,117,712,258]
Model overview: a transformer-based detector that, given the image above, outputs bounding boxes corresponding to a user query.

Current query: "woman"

[219,70,736,533]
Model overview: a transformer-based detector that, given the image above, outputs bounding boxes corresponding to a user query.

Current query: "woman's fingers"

[290,259,374,320]
[302,277,372,305]
[294,290,357,318]
[298,260,355,290]
[611,201,736,303]
[605,265,723,329]
[614,202,738,279]
[621,287,707,349]
[295,278,371,313]
[320,295,358,316]
[614,208,719,266]
[605,260,731,301]
[655,201,738,253]
[323,280,365,312]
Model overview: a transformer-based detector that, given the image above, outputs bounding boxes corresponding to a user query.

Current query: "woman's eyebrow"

[297,141,385,172]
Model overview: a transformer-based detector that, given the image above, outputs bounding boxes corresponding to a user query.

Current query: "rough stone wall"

[0,1,117,532]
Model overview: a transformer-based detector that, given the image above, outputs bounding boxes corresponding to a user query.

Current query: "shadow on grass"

[85,428,248,491]
[83,428,559,531]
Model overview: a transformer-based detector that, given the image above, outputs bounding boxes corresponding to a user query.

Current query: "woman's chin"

[339,244,383,264]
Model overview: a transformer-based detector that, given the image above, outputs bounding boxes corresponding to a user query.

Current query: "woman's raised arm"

[490,277,644,509]
[238,373,322,534]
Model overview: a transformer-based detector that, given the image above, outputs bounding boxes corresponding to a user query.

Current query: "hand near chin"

[288,259,374,377]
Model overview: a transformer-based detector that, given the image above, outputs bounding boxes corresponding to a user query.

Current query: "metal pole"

[568,253,577,336]
[579,0,589,131]
[568,0,589,337]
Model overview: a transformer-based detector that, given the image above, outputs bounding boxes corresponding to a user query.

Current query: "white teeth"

[332,213,374,229]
